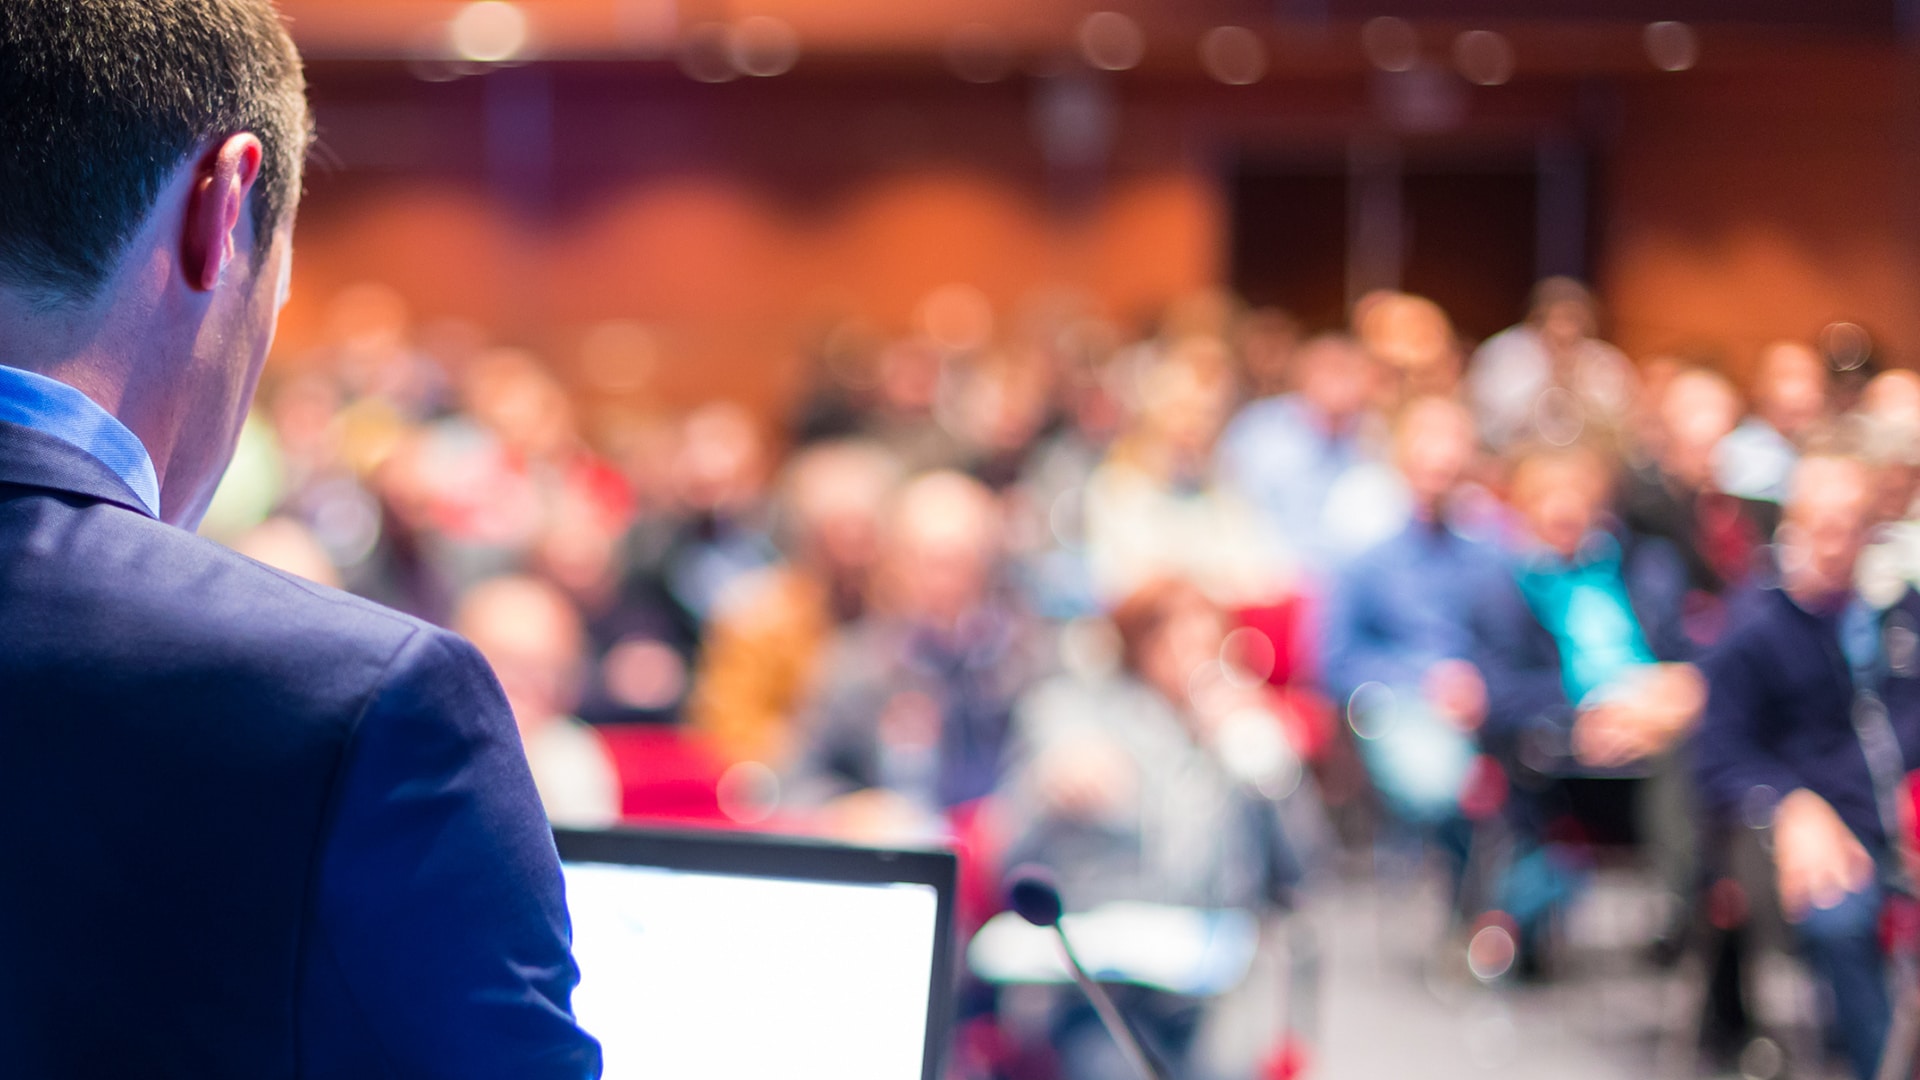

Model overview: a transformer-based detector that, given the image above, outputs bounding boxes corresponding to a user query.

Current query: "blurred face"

[786,447,898,578]
[1140,350,1231,460]
[1756,343,1829,440]
[1515,455,1608,559]
[885,476,998,627]
[675,406,765,514]
[1779,457,1875,606]
[1140,596,1226,711]
[1538,299,1593,353]
[1862,370,1920,429]
[456,582,587,735]
[1659,372,1741,490]
[1298,339,1375,424]
[1395,400,1476,513]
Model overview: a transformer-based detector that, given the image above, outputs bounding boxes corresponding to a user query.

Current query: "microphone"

[1005,867,1166,1080]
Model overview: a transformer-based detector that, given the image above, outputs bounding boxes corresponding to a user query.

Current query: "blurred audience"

[793,470,1040,841]
[210,270,1920,1078]
[996,578,1305,1080]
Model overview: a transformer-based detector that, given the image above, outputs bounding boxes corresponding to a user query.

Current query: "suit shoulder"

[3,497,441,688]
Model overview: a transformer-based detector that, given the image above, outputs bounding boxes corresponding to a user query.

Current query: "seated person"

[454,575,622,828]
[1321,397,1508,847]
[1694,452,1920,1080]
[793,471,1040,841]
[1715,340,1830,507]
[1616,366,1766,618]
[997,578,1306,1080]
[1475,443,1706,962]
[1480,443,1703,772]
[1214,332,1392,579]
[687,440,902,769]
[1086,338,1290,608]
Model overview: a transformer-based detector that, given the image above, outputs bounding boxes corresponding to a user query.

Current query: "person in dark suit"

[1693,452,1920,1080]
[0,3,601,1077]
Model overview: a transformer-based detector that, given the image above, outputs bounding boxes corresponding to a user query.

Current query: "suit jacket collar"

[0,419,162,520]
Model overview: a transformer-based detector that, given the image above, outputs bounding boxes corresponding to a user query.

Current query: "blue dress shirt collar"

[0,364,161,518]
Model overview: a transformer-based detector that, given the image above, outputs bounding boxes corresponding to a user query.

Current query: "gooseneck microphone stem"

[1005,867,1166,1080]
[1050,925,1166,1080]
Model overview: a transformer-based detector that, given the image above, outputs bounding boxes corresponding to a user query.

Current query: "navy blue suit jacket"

[0,422,602,1078]
[1693,584,1920,849]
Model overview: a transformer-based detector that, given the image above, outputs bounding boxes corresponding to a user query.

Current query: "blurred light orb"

[1644,20,1699,72]
[716,761,781,825]
[603,636,688,710]
[947,23,1016,84]
[1361,16,1420,74]
[1531,386,1585,446]
[918,283,996,352]
[1738,1036,1786,1080]
[1199,26,1267,86]
[1466,923,1517,981]
[1452,29,1514,87]
[1078,12,1145,72]
[1221,626,1277,686]
[731,15,800,78]
[1347,681,1397,740]
[449,1,529,63]
[678,22,739,83]
[1820,320,1873,371]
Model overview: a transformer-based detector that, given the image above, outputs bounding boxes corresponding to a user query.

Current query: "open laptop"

[553,826,958,1080]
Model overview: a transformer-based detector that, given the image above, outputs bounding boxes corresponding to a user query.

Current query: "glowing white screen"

[562,861,940,1080]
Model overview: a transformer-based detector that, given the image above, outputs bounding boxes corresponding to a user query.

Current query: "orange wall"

[279,44,1920,419]
[276,71,1223,416]
[1599,47,1920,381]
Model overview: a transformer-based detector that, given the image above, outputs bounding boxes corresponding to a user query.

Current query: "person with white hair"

[1693,452,1920,1079]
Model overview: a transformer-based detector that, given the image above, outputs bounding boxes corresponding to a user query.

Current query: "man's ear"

[181,134,265,294]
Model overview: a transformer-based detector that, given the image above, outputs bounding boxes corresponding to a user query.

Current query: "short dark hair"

[0,0,310,304]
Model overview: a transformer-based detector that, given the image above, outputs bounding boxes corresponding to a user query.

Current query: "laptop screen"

[555,828,956,1080]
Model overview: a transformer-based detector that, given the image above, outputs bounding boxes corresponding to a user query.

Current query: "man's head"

[1527,277,1599,354]
[778,440,903,583]
[1294,332,1378,428]
[1779,453,1878,608]
[1657,367,1742,490]
[879,470,1001,629]
[454,576,588,739]
[1509,443,1613,559]
[1110,577,1224,710]
[1393,395,1477,519]
[0,0,309,526]
[1751,341,1830,443]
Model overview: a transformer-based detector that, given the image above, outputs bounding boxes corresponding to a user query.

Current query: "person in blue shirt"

[1694,452,1920,1080]
[1473,443,1705,973]
[1216,333,1393,578]
[1323,396,1510,843]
